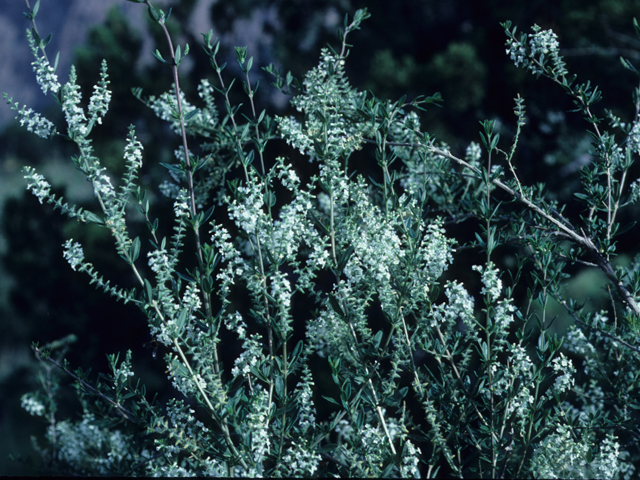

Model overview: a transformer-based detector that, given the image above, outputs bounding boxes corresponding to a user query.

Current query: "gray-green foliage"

[9,0,640,477]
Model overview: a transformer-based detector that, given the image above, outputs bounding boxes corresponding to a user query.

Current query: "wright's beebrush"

[7,0,640,477]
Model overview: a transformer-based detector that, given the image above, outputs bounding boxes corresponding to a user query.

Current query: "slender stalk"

[150,8,213,326]
[207,36,280,424]
[484,142,497,478]
[34,346,140,424]
[25,0,49,63]
[138,4,250,469]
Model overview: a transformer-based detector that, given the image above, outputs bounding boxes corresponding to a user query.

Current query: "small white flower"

[173,189,191,219]
[21,393,45,416]
[24,170,51,204]
[93,174,116,199]
[182,283,202,311]
[27,30,61,96]
[473,262,502,302]
[147,249,170,274]
[87,60,111,125]
[10,103,57,138]
[63,239,85,271]
[548,353,575,397]
[465,141,482,163]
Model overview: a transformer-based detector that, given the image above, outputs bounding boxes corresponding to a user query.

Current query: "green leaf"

[152,49,167,64]
[275,376,284,398]
[490,133,500,150]
[144,279,154,303]
[479,131,488,149]
[341,381,352,405]
[175,271,196,283]
[85,211,105,226]
[386,386,409,406]
[537,334,548,353]
[321,395,340,406]
[242,149,255,167]
[201,205,215,224]
[148,5,161,22]
[184,108,199,121]
[170,358,189,378]
[372,330,383,351]
[309,211,329,235]
[31,28,41,46]
[176,308,189,330]
[328,295,344,317]
[159,162,184,174]
[129,236,141,263]
[264,190,276,208]
[289,341,303,368]
[620,56,638,74]
[338,245,355,271]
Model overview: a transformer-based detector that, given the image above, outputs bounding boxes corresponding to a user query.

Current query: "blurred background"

[3,0,640,474]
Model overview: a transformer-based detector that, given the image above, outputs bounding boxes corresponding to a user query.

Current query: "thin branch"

[33,346,141,424]
[556,297,640,355]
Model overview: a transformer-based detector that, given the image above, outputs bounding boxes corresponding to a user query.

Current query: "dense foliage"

[6,0,640,477]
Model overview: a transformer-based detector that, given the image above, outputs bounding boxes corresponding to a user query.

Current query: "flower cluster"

[531,425,624,479]
[51,412,135,475]
[112,350,135,386]
[62,67,89,139]
[529,25,560,58]
[231,334,263,378]
[123,129,143,169]
[211,225,245,294]
[228,170,265,234]
[428,280,475,329]
[630,177,640,204]
[14,4,640,477]
[245,388,271,470]
[400,441,422,478]
[548,353,576,398]
[147,248,170,275]
[5,101,56,138]
[465,141,482,164]
[506,36,527,68]
[277,48,364,159]
[473,261,503,302]
[181,283,202,311]
[24,168,52,204]
[63,239,85,271]
[21,393,46,417]
[27,30,61,96]
[92,174,116,201]
[87,60,111,126]
[505,24,567,77]
[173,189,191,220]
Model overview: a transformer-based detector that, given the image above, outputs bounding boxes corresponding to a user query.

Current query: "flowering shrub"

[7,0,640,477]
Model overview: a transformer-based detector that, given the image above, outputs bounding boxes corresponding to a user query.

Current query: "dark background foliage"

[2,0,640,474]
